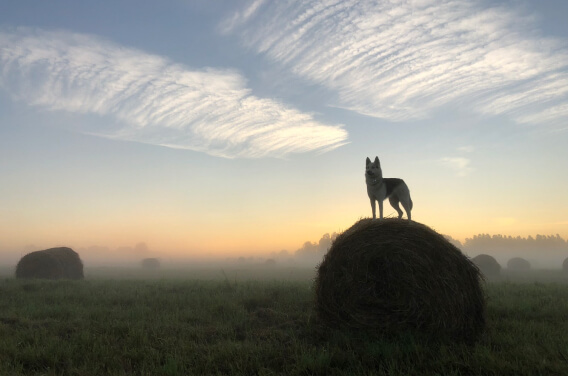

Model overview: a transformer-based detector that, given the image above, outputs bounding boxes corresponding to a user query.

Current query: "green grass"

[1,268,568,375]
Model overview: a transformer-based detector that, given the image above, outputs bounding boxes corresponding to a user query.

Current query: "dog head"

[365,156,382,178]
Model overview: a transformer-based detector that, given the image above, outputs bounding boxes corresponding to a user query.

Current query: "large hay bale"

[15,247,84,280]
[472,254,501,278]
[507,257,531,271]
[315,218,485,343]
[16,251,64,279]
[43,247,84,279]
[141,258,160,270]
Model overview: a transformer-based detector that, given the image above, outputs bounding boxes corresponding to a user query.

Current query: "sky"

[1,0,567,264]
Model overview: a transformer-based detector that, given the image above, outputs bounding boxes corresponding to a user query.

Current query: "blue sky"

[1,0,567,263]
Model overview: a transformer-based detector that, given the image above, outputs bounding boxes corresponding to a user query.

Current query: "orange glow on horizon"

[2,210,567,262]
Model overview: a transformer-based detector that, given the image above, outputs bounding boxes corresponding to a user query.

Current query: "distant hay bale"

[141,258,160,270]
[472,254,501,278]
[16,247,83,280]
[315,218,486,343]
[507,257,531,271]
[563,257,568,273]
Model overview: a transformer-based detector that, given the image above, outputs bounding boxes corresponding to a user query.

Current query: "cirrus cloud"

[441,157,472,177]
[0,28,348,158]
[222,0,568,127]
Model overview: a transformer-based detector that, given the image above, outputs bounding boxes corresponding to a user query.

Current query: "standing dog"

[365,156,412,220]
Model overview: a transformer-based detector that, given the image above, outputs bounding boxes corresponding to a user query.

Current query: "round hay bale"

[507,257,531,271]
[472,254,501,278]
[16,251,64,279]
[42,247,84,279]
[315,218,485,343]
[563,257,568,273]
[141,258,160,270]
[264,258,277,266]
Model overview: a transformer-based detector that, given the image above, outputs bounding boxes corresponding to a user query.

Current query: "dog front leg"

[378,199,384,219]
[370,199,376,219]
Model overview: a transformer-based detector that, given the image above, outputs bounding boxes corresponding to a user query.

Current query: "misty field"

[1,267,568,375]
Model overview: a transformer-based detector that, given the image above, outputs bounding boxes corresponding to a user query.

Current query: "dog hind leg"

[388,196,404,219]
[400,197,412,221]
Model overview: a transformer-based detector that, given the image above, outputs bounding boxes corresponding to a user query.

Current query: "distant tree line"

[293,232,568,262]
[463,234,567,253]
[294,232,338,262]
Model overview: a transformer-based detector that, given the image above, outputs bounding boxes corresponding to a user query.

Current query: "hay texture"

[472,254,501,278]
[315,218,485,343]
[507,257,531,271]
[16,247,84,280]
[15,251,64,279]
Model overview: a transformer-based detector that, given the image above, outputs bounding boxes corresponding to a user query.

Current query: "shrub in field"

[315,218,486,343]
[472,254,501,278]
[141,258,160,270]
[507,257,531,271]
[16,247,84,279]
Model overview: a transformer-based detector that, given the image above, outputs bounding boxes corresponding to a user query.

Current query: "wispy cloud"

[440,157,472,177]
[222,0,568,127]
[0,28,347,158]
[457,146,474,153]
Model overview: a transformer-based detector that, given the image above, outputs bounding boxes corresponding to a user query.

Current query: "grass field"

[1,266,568,375]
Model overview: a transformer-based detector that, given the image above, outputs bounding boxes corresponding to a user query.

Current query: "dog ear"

[366,157,371,166]
[374,156,380,166]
